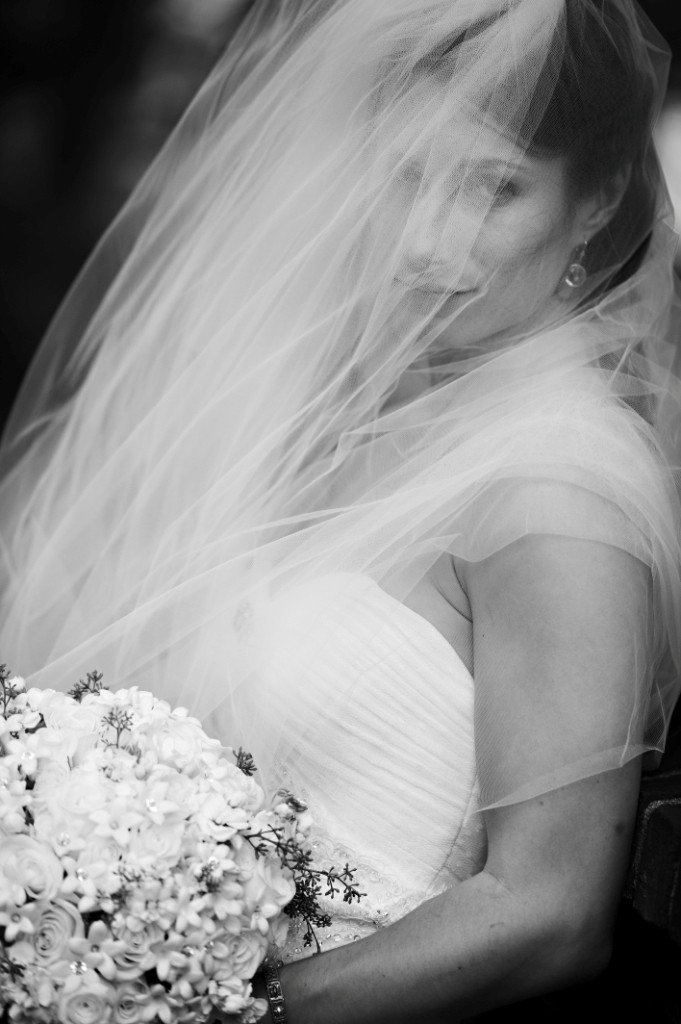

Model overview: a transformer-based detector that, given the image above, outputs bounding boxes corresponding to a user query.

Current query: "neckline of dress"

[358,574,473,682]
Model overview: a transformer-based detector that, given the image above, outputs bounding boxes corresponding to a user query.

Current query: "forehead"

[379,74,563,181]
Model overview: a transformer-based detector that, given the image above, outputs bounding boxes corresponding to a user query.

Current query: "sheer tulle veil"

[1,0,680,809]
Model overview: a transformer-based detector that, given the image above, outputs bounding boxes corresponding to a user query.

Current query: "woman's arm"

[254,535,648,1024]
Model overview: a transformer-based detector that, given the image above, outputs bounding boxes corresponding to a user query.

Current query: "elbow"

[534,906,614,990]
[462,871,617,1004]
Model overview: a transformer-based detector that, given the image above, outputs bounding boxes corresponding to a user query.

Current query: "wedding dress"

[251,573,486,962]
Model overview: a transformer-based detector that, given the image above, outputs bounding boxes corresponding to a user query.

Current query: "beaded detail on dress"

[256,573,486,963]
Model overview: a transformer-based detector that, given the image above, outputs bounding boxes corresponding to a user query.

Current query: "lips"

[396,276,475,297]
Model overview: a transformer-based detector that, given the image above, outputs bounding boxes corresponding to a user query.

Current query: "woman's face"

[381,83,599,351]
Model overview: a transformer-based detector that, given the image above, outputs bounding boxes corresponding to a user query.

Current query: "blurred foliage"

[0,0,252,424]
[0,0,680,426]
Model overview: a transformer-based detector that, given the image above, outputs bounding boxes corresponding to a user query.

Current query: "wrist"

[252,971,275,1023]
[260,956,289,1023]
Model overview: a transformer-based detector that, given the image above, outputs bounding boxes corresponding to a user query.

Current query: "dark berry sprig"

[234,747,258,776]
[68,669,107,702]
[0,666,23,718]
[245,822,364,953]
[101,707,135,749]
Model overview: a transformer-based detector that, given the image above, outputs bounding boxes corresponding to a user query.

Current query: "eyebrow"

[473,158,526,174]
[388,151,529,183]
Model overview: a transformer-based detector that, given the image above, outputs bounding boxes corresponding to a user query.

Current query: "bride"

[1,1,681,1020]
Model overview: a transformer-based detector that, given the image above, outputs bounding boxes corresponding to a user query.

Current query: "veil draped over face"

[1,0,680,810]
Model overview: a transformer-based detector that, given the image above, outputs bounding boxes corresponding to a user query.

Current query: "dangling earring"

[562,240,589,290]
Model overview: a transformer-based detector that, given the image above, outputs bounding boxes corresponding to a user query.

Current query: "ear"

[581,167,631,239]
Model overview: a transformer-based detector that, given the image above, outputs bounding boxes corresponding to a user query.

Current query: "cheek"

[479,200,570,279]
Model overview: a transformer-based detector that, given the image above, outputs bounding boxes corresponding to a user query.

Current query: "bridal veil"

[1,0,680,810]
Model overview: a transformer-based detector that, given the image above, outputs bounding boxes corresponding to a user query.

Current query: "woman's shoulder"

[452,376,680,570]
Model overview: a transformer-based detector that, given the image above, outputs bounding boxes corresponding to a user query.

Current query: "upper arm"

[459,535,649,952]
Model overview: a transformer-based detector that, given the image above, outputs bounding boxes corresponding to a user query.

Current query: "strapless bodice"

[252,574,486,962]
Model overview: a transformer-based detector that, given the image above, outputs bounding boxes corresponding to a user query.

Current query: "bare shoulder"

[458,533,651,666]
[459,534,652,778]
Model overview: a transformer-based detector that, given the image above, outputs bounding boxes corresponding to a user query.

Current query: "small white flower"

[69,921,127,981]
[0,905,35,942]
[0,768,31,833]
[207,969,252,1017]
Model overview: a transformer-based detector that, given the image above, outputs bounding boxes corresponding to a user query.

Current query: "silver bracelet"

[262,956,288,1024]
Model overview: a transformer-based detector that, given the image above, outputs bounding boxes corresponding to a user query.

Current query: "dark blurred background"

[0,0,680,429]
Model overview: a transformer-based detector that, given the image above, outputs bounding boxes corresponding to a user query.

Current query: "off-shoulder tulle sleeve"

[458,393,681,807]
[221,338,681,811]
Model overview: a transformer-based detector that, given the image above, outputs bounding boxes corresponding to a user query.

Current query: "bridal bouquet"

[0,668,361,1024]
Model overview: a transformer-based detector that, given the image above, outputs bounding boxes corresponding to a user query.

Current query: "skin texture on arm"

[251,535,647,1024]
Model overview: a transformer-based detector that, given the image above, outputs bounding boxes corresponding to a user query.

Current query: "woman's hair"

[526,0,662,278]
[419,2,664,282]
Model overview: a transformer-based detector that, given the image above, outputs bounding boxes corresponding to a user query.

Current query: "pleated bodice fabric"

[246,573,486,961]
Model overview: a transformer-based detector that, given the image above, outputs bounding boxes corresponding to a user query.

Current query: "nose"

[403,188,476,284]
[404,190,450,271]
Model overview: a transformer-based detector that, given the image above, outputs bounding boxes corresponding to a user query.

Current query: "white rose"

[23,685,54,710]
[24,898,84,966]
[112,980,152,1024]
[79,831,123,862]
[58,972,115,1024]
[40,760,110,810]
[195,789,230,821]
[80,687,117,710]
[127,821,185,869]
[209,763,265,815]
[111,922,164,980]
[32,758,71,795]
[210,930,267,981]
[29,693,100,763]
[35,690,87,729]
[33,765,111,850]
[111,688,169,716]
[1,834,64,902]
[241,853,296,920]
[144,716,210,771]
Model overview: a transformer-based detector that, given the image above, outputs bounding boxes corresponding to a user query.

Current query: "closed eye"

[449,170,522,206]
[492,178,521,205]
